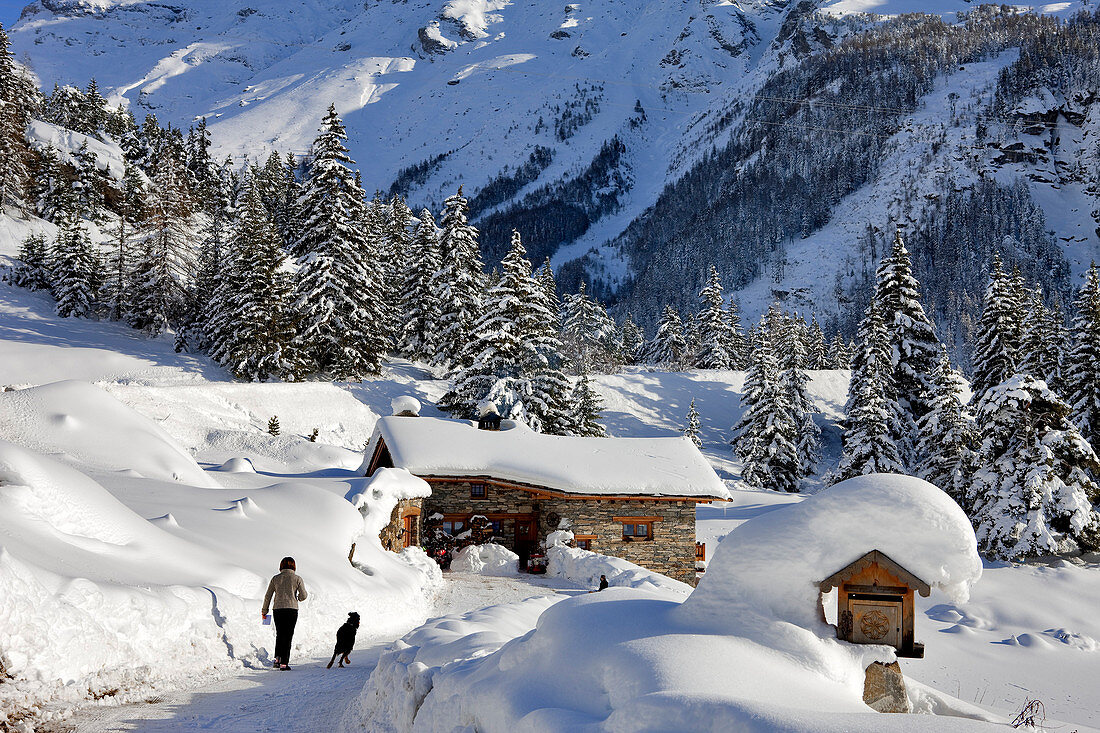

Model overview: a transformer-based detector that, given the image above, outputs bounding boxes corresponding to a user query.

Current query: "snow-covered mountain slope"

[16,0,1100,331]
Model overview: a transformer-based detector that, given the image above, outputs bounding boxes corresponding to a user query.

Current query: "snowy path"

[66,573,577,732]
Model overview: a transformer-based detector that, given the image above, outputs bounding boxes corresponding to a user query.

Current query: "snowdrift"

[0,444,439,728]
[346,474,994,732]
[0,380,219,487]
[546,544,693,597]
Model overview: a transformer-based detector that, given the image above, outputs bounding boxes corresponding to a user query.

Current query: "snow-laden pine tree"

[31,145,69,224]
[127,149,196,335]
[1067,264,1100,450]
[806,316,827,369]
[0,23,35,209]
[100,163,145,322]
[684,398,702,448]
[734,326,801,493]
[968,375,1100,560]
[828,331,852,369]
[1019,285,1068,394]
[561,282,618,374]
[208,173,300,381]
[291,105,387,378]
[694,265,730,369]
[444,230,545,419]
[568,369,607,437]
[12,233,51,291]
[52,212,101,319]
[618,314,645,366]
[397,210,442,362]
[178,157,234,352]
[874,229,941,463]
[775,310,819,480]
[834,299,905,481]
[725,301,747,369]
[433,187,485,371]
[445,231,572,433]
[73,141,104,221]
[917,350,979,508]
[971,255,1023,399]
[647,305,687,370]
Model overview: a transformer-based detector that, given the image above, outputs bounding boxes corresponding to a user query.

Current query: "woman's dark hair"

[280,557,296,571]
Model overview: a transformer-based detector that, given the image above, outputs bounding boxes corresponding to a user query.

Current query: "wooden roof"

[818,549,931,597]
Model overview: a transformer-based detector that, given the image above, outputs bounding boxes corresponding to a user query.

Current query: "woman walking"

[262,556,308,670]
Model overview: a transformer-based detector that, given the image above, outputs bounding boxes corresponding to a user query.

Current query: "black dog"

[327,612,360,669]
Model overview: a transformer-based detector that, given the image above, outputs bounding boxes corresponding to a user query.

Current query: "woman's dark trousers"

[273,608,298,664]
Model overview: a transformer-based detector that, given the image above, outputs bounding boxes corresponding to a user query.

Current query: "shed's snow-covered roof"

[362,416,729,500]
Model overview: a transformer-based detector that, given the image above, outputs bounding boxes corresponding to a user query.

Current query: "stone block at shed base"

[863,661,911,713]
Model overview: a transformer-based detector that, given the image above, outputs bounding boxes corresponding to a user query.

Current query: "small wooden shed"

[819,550,930,659]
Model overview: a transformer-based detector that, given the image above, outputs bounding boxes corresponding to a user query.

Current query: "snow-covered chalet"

[363,413,730,584]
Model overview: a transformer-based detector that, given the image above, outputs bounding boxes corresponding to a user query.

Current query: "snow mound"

[678,473,982,632]
[390,395,421,416]
[450,544,519,576]
[544,529,573,548]
[216,457,256,473]
[547,544,693,596]
[0,380,218,488]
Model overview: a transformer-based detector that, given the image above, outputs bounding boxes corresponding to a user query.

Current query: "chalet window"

[442,519,466,535]
[574,535,596,551]
[621,522,652,540]
[470,483,487,498]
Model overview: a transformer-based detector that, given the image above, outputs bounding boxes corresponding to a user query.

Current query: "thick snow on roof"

[679,473,982,632]
[363,416,730,499]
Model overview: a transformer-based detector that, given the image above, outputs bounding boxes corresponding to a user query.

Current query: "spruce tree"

[12,233,51,291]
[1067,264,1100,449]
[684,398,702,448]
[695,265,730,369]
[647,305,687,369]
[52,212,101,319]
[971,255,1023,398]
[969,375,1100,560]
[0,23,34,209]
[433,186,485,371]
[917,350,979,508]
[561,282,617,374]
[397,209,442,362]
[445,230,571,432]
[734,326,801,492]
[291,105,387,378]
[806,316,827,369]
[874,229,941,462]
[835,299,904,481]
[101,163,145,322]
[725,300,747,369]
[268,416,281,436]
[209,173,301,381]
[569,370,607,437]
[618,314,645,366]
[1019,285,1068,393]
[127,149,196,335]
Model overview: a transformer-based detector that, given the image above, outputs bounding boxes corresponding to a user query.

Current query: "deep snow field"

[1,240,1099,731]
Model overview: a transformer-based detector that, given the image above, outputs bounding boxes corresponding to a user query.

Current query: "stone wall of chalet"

[380,497,423,553]
[422,479,698,584]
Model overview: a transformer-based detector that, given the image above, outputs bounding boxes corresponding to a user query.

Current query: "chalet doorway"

[514,516,537,569]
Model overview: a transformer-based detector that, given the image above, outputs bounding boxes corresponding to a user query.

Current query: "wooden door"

[402,514,416,548]
[850,600,901,648]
